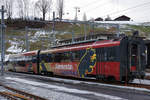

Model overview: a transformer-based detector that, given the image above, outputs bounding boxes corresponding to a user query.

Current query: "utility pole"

[72,30,74,43]
[74,7,80,21]
[0,5,6,76]
[52,12,56,46]
[92,21,95,35]
[116,24,120,37]
[25,26,29,52]
[84,22,87,40]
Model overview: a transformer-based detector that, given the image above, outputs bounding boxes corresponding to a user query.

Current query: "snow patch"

[95,21,143,25]
[13,73,150,93]
[7,45,22,53]
[36,75,150,93]
[146,73,150,76]
[132,79,150,85]
[5,77,127,100]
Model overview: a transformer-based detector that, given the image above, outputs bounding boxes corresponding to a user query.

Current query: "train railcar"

[8,36,146,82]
[38,36,146,82]
[8,50,39,74]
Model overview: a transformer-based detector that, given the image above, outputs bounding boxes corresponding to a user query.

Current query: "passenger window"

[32,56,37,63]
[17,61,26,67]
[72,51,80,62]
[40,54,51,63]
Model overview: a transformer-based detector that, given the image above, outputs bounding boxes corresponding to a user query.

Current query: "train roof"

[40,39,120,54]
[21,50,38,56]
[41,36,145,54]
[8,50,38,61]
[9,50,38,57]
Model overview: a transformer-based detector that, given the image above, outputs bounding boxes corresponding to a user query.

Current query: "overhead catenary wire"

[101,1,150,18]
[78,0,113,19]
[87,0,113,13]
[82,0,113,12]
[81,0,150,20]
[80,0,101,8]
[131,14,150,22]
[114,2,150,19]
[119,3,150,15]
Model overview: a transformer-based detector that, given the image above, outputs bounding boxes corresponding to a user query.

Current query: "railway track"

[127,83,150,90]
[51,74,150,90]
[0,83,47,100]
[86,78,150,90]
[6,72,150,92]
[145,76,150,80]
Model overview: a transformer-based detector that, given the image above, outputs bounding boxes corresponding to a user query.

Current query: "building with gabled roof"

[114,15,131,21]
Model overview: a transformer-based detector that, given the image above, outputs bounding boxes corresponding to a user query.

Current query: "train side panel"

[93,62,120,81]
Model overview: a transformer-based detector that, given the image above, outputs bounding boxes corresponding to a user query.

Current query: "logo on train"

[40,60,48,72]
[78,48,96,78]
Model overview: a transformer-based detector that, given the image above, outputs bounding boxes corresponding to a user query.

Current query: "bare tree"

[17,0,24,19]
[56,0,64,21]
[105,15,112,21]
[4,0,13,19]
[0,0,4,6]
[35,0,52,21]
[22,0,29,20]
[83,13,87,21]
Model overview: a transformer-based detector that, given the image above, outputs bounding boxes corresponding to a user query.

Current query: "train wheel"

[96,75,100,80]
[107,76,116,82]
[121,76,132,83]
[47,72,54,76]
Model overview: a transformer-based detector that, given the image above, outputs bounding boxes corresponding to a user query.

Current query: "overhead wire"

[78,0,113,19]
[101,1,150,18]
[129,10,150,22]
[102,1,150,20]
[121,3,150,14]
[80,0,102,9]
[86,0,113,13]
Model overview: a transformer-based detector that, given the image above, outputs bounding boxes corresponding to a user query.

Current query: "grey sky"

[63,0,150,22]
[1,0,150,22]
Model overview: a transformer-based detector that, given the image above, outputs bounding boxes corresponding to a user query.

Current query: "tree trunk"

[43,12,45,21]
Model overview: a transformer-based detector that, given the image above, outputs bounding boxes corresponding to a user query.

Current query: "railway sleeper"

[0,91,18,100]
[0,83,47,100]
[2,91,31,100]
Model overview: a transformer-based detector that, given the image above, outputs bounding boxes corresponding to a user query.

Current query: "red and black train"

[8,36,146,82]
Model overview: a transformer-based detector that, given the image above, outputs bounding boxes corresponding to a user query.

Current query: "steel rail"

[0,83,48,100]
[8,71,150,90]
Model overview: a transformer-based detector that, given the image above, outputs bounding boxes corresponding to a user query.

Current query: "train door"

[96,48,105,80]
[146,43,150,68]
[129,43,138,72]
[128,42,144,79]
[96,48,100,79]
[37,50,40,74]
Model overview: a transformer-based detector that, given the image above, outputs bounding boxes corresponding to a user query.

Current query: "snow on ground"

[31,74,150,93]
[0,96,7,100]
[146,73,150,76]
[11,73,150,93]
[7,81,87,100]
[7,45,23,53]
[83,80,150,93]
[94,21,143,25]
[5,77,127,100]
[132,79,150,85]
[0,86,11,100]
[0,86,8,92]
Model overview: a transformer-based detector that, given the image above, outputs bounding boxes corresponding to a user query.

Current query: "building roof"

[95,17,103,21]
[114,15,131,21]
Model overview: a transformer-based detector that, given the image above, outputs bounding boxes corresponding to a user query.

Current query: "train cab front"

[129,39,146,80]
